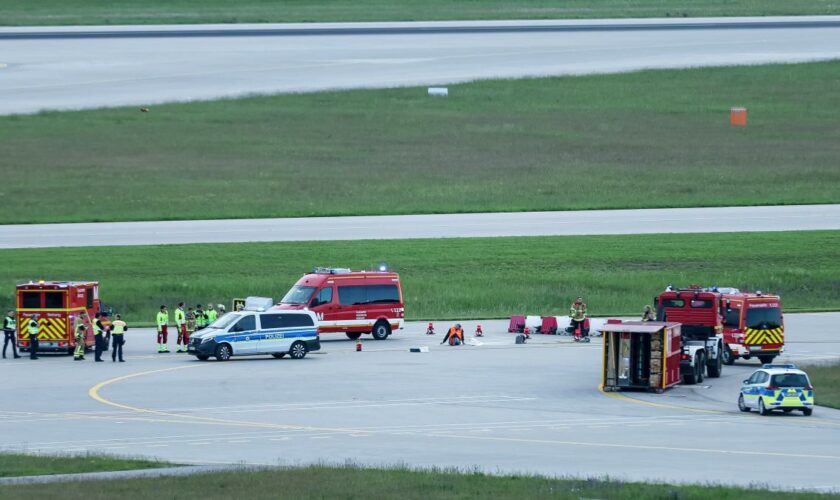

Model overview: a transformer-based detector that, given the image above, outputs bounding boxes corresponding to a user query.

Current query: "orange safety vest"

[448,327,464,345]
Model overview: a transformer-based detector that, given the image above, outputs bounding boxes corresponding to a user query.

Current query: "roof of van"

[295,271,400,286]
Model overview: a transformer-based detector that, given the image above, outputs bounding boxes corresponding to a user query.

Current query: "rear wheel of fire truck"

[214,343,232,361]
[371,321,391,340]
[346,332,362,341]
[802,408,813,416]
[289,341,307,359]
[758,355,775,365]
[758,398,771,416]
[738,395,750,412]
[707,348,722,378]
[722,345,735,366]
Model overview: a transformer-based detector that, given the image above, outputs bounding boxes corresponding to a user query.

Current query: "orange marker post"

[730,107,747,126]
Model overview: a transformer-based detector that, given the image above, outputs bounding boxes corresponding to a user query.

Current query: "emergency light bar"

[762,363,797,369]
[243,296,273,312]
[312,267,352,275]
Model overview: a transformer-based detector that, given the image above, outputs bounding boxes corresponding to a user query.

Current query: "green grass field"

[1,0,838,25]
[1,231,838,323]
[0,464,832,499]
[2,62,840,224]
[807,363,840,410]
[0,453,165,478]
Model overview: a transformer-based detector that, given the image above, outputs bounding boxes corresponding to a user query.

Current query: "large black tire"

[371,321,391,340]
[346,332,362,341]
[272,353,286,359]
[803,408,813,416]
[214,343,232,361]
[759,398,771,416]
[682,365,697,385]
[707,348,723,378]
[758,355,776,365]
[722,345,735,366]
[696,353,705,383]
[289,341,307,359]
[738,394,750,412]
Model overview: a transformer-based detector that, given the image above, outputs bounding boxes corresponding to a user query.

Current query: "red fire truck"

[656,286,784,368]
[16,281,99,354]
[275,267,404,340]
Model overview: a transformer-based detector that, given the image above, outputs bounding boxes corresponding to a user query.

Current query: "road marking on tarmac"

[88,365,366,435]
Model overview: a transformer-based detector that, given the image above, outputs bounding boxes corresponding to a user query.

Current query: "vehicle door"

[308,286,336,323]
[279,313,317,345]
[258,313,289,354]
[227,314,257,355]
[742,371,766,408]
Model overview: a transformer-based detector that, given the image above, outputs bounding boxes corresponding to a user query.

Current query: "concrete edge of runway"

[2,15,840,39]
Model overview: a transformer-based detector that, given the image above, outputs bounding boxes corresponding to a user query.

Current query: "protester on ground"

[441,324,465,346]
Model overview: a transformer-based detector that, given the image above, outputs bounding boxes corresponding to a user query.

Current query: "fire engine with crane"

[15,281,101,355]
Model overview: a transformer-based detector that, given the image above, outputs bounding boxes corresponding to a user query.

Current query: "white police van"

[188,297,320,361]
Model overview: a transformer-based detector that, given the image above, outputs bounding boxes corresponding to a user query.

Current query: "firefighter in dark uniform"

[3,310,21,359]
[27,318,39,360]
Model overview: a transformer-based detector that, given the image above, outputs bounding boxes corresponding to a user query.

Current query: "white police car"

[188,297,319,361]
[738,364,814,416]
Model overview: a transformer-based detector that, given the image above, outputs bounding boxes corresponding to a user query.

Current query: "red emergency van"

[16,281,99,354]
[275,268,404,340]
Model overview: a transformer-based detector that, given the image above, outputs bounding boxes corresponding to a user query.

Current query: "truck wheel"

[682,368,697,385]
[214,343,232,361]
[289,341,307,359]
[696,353,705,383]
[759,398,770,416]
[371,321,391,340]
[758,355,775,365]
[707,349,722,378]
[722,345,735,366]
[738,395,750,412]
[803,408,813,416]
[346,332,362,341]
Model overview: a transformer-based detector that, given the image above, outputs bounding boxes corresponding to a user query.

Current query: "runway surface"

[2,204,838,249]
[2,17,840,114]
[1,313,839,491]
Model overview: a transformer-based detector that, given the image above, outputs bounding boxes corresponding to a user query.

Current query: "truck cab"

[721,291,784,365]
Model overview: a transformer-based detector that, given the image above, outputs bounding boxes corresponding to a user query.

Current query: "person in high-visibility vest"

[111,314,127,362]
[3,310,21,359]
[440,324,465,346]
[195,305,207,330]
[156,305,170,353]
[206,303,218,326]
[27,318,40,359]
[93,312,105,362]
[73,324,86,361]
[175,302,187,352]
[569,297,588,338]
[186,308,197,349]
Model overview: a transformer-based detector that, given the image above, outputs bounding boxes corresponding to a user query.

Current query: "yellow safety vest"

[156,311,169,329]
[112,320,127,334]
[28,320,39,337]
[175,308,186,326]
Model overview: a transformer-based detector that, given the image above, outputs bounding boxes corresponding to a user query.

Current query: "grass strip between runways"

[0,464,832,499]
[2,61,840,223]
[806,362,840,410]
[0,231,838,323]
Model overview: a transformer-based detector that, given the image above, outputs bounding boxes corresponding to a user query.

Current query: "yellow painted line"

[88,365,363,434]
[438,432,840,461]
[598,384,725,415]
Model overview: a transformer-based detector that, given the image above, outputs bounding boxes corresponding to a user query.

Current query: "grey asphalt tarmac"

[1,313,839,491]
[2,17,840,114]
[2,204,838,249]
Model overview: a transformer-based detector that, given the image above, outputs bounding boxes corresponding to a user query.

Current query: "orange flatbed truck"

[16,281,99,355]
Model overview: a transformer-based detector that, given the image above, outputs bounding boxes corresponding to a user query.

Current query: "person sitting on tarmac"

[441,324,465,346]
[642,305,656,322]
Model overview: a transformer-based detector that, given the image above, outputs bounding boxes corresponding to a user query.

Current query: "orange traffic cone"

[426,322,435,335]
[356,339,363,352]
[475,324,483,337]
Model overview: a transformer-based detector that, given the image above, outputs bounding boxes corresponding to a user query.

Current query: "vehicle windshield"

[746,307,782,329]
[281,286,317,305]
[208,313,240,330]
[771,373,809,387]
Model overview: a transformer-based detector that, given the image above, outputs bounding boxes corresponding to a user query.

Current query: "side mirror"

[742,379,750,385]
